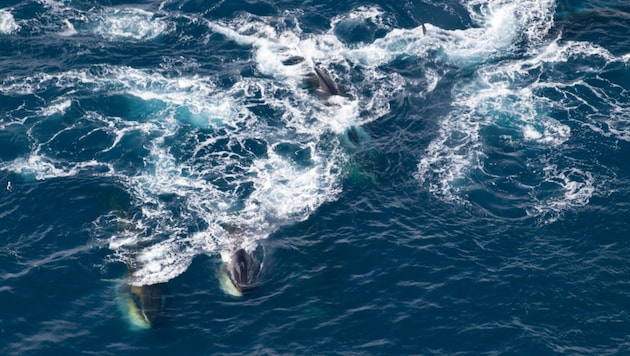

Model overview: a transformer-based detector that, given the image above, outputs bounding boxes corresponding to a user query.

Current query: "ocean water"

[1,0,630,354]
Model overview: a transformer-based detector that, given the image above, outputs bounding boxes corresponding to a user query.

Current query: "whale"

[124,282,165,329]
[119,265,166,329]
[306,64,346,98]
[102,198,166,329]
[312,65,342,97]
[281,56,345,98]
[221,248,261,296]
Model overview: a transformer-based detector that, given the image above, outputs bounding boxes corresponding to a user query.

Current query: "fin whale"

[126,282,164,329]
[122,265,165,329]
[103,199,166,329]
[312,65,342,97]
[306,64,347,98]
[222,248,261,296]
[281,56,345,98]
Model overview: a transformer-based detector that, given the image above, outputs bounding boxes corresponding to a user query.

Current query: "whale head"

[120,265,166,329]
[129,283,163,328]
[223,249,261,296]
[126,283,164,329]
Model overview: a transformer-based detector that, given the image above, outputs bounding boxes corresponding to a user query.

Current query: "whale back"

[313,65,341,96]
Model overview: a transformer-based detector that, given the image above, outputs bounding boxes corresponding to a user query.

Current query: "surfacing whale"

[312,65,342,97]
[120,266,166,329]
[221,248,261,297]
[281,56,345,98]
[103,198,166,330]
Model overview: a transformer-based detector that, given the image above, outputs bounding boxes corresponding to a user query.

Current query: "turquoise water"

[1,0,630,354]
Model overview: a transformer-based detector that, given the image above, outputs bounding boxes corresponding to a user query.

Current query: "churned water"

[1,0,630,354]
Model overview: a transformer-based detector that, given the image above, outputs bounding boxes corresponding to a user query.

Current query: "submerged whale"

[120,265,165,329]
[125,283,165,329]
[221,248,261,296]
[102,199,166,329]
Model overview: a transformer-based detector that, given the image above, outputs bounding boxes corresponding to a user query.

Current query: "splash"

[414,1,628,220]
[0,9,19,34]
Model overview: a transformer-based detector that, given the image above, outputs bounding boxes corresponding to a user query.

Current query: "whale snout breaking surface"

[221,249,261,297]
[118,263,166,330]
[124,282,165,329]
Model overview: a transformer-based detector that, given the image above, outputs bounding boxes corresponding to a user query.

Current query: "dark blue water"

[2,0,630,354]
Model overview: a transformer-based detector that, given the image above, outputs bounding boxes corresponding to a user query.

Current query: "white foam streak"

[349,26,428,67]
[330,5,391,28]
[524,41,630,143]
[59,19,76,36]
[446,4,518,63]
[464,0,555,44]
[93,8,170,41]
[2,155,113,180]
[207,20,260,47]
[39,99,72,117]
[128,237,197,286]
[5,66,239,128]
[531,39,616,65]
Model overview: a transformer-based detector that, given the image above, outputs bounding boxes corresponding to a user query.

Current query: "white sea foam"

[130,236,198,286]
[115,9,418,283]
[38,99,72,117]
[412,0,606,220]
[1,65,242,278]
[0,9,19,34]
[1,154,113,180]
[347,26,429,67]
[59,18,77,36]
[465,0,555,44]
[24,0,86,36]
[242,146,343,223]
[3,8,376,284]
[444,3,519,64]
[527,41,630,143]
[93,8,171,41]
[346,0,553,69]
[528,166,595,223]
[330,5,392,28]
[207,11,396,128]
[1,65,239,129]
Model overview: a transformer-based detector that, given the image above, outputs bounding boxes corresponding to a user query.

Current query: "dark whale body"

[122,263,166,329]
[226,248,261,294]
[126,282,165,328]
[281,56,344,98]
[312,66,341,96]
